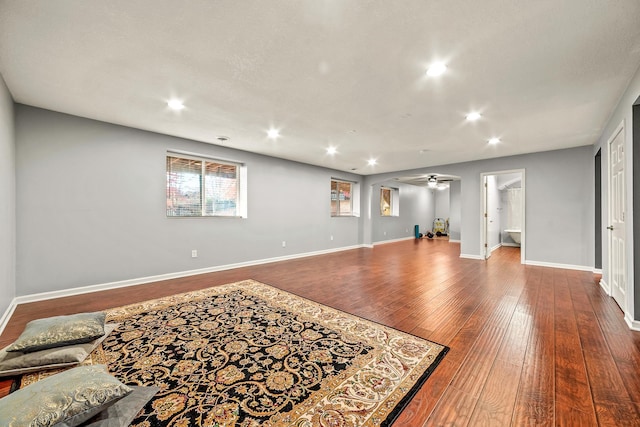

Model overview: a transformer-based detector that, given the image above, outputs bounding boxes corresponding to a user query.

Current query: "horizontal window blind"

[167,154,240,217]
[166,156,203,216]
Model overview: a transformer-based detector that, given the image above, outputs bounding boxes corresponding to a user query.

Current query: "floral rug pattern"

[22,280,447,426]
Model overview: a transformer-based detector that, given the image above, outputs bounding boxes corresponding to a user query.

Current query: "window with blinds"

[166,154,240,217]
[381,187,392,216]
[331,179,353,216]
[380,186,400,216]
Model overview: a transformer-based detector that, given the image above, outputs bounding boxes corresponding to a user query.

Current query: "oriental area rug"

[21,280,448,426]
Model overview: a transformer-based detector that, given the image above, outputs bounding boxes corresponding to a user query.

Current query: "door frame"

[607,120,627,310]
[480,169,526,264]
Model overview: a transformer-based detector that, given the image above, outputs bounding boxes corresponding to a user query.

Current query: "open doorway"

[391,173,461,245]
[481,169,525,264]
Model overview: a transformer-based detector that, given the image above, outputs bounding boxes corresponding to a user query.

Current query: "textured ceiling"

[1,1,640,175]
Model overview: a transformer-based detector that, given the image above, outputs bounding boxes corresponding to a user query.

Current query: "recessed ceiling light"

[326,146,337,155]
[466,112,481,121]
[368,158,377,166]
[167,99,185,111]
[267,128,280,139]
[488,137,500,145]
[426,62,447,77]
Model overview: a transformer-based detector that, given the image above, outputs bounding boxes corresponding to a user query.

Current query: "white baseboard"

[0,300,18,338]
[524,260,594,272]
[1,244,623,336]
[372,236,415,245]
[460,253,484,260]
[448,239,460,243]
[7,244,368,313]
[624,312,640,331]
[599,279,611,295]
[501,242,521,247]
[490,243,501,252]
[593,268,602,274]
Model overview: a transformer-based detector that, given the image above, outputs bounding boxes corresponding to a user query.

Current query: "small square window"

[166,153,245,217]
[331,179,359,217]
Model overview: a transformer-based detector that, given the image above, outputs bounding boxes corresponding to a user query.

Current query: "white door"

[609,124,626,310]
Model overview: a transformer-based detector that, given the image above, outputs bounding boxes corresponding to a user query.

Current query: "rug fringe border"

[381,345,450,426]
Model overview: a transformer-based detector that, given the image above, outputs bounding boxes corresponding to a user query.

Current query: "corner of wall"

[0,71,16,322]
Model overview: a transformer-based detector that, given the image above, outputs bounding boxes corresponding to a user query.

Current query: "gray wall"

[12,104,599,299]
[370,181,431,242]
[0,74,15,314]
[449,181,461,241]
[594,150,601,269]
[16,106,362,295]
[634,102,640,321]
[365,146,594,266]
[594,63,640,321]
[423,188,436,235]
[434,187,450,220]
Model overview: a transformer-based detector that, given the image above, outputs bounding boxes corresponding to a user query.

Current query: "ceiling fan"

[426,175,454,188]
[393,173,457,188]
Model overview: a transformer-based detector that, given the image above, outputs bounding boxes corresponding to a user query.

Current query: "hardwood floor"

[2,239,639,426]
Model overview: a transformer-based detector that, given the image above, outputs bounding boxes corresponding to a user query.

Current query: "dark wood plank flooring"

[1,239,639,426]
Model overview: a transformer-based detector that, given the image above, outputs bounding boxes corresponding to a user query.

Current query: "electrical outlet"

[330,235,334,241]
[191,250,198,258]
[383,231,386,236]
[282,241,286,248]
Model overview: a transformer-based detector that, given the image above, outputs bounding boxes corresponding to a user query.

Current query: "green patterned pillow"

[0,324,118,377]
[0,364,132,427]
[83,386,159,427]
[6,312,106,353]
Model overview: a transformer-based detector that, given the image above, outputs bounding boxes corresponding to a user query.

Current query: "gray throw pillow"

[6,311,106,353]
[82,386,159,427]
[0,364,131,427]
[0,324,118,377]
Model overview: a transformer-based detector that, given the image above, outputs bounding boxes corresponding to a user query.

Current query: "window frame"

[380,186,400,217]
[331,178,360,217]
[166,151,246,218]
